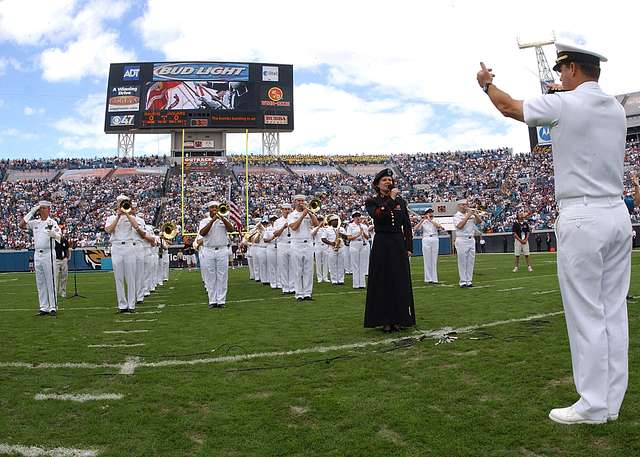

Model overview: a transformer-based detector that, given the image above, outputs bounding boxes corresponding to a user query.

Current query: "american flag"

[229,201,243,232]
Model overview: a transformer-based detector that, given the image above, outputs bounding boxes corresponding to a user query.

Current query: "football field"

[1,252,639,457]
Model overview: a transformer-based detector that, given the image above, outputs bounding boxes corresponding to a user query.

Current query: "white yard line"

[157,304,166,309]
[533,289,559,295]
[88,344,146,348]
[0,311,566,375]
[115,319,157,323]
[497,287,525,292]
[103,330,149,334]
[34,393,123,402]
[0,444,99,457]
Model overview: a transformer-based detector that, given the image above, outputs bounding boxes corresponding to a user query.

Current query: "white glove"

[23,205,40,223]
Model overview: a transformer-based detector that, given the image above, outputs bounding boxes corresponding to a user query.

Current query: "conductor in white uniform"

[478,43,631,424]
[19,200,61,316]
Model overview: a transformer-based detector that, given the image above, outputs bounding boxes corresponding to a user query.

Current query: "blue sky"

[0,0,637,159]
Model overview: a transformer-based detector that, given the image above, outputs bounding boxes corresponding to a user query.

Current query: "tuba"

[161,221,178,240]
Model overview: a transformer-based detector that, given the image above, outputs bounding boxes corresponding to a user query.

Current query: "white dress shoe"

[548,406,607,425]
[608,414,619,421]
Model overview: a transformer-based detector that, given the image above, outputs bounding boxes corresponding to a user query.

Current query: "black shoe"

[304,297,313,301]
[49,310,57,317]
[218,304,225,308]
[296,297,304,301]
[208,303,216,309]
[36,310,48,316]
[128,308,136,313]
[136,301,143,304]
[467,284,473,288]
[460,285,467,288]
[118,309,128,313]
[382,327,392,333]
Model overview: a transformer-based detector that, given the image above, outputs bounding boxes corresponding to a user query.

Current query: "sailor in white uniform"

[453,200,481,288]
[414,208,444,284]
[321,215,346,285]
[312,216,329,283]
[273,203,294,294]
[19,200,61,316]
[199,200,235,308]
[287,195,319,300]
[346,211,370,288]
[263,215,279,288]
[478,42,631,424]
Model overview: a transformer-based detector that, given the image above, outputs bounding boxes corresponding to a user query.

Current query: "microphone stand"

[69,239,86,299]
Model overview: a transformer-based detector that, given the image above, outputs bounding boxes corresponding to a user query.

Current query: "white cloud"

[0,128,38,140]
[0,57,23,75]
[24,106,46,116]
[137,0,640,154]
[0,0,77,45]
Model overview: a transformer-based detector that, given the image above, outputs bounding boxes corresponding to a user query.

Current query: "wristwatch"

[482,82,493,94]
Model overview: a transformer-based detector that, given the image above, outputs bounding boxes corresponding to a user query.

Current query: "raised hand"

[477,62,495,88]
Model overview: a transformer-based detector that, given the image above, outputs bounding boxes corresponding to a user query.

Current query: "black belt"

[37,249,46,253]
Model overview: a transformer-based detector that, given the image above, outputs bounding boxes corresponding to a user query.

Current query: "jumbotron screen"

[104,62,293,133]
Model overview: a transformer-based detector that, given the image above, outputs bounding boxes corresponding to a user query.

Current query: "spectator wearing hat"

[478,42,630,424]
[199,200,235,308]
[453,200,481,288]
[347,211,370,288]
[414,208,443,284]
[273,203,294,294]
[364,168,415,333]
[287,194,319,300]
[19,200,61,316]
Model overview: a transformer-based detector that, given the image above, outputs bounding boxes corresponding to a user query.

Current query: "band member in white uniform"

[453,200,481,288]
[19,200,61,316]
[287,195,319,300]
[342,221,352,275]
[321,215,346,285]
[199,200,234,308]
[256,218,269,285]
[273,203,294,294]
[105,195,152,313]
[347,211,370,289]
[478,43,630,424]
[194,234,207,294]
[263,216,279,288]
[312,216,329,283]
[132,207,147,303]
[144,222,158,294]
[414,208,444,284]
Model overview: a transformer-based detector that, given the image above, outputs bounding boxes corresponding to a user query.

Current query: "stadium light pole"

[517,33,556,94]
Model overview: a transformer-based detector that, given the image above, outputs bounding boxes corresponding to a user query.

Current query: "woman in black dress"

[364,168,415,333]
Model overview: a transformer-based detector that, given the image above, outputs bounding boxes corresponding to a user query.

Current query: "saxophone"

[333,228,343,252]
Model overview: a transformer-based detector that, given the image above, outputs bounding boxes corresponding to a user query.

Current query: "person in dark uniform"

[364,168,415,333]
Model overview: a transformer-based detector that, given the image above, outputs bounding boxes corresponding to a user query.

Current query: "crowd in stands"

[1,147,639,249]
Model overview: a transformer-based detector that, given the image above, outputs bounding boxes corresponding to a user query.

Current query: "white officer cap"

[261,217,269,223]
[292,194,306,201]
[281,203,292,209]
[552,42,607,71]
[116,194,129,202]
[351,211,362,218]
[327,214,339,222]
[206,200,220,208]
[457,199,468,205]
[37,200,52,207]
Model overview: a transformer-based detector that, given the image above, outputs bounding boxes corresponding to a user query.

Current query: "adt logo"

[123,66,140,81]
[538,126,551,142]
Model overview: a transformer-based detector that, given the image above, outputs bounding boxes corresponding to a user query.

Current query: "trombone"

[161,221,178,240]
[308,198,322,213]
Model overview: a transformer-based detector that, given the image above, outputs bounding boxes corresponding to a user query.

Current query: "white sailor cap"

[206,200,220,208]
[552,42,607,72]
[37,200,52,207]
[281,203,292,209]
[457,199,468,205]
[116,194,129,202]
[351,211,362,218]
[327,214,339,222]
[292,194,307,201]
[261,217,269,224]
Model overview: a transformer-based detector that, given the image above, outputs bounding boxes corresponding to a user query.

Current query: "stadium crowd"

[1,146,638,249]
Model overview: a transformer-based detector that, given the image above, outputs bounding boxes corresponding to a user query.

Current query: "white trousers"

[266,246,278,288]
[328,248,345,284]
[34,250,56,312]
[133,245,145,303]
[111,243,137,309]
[256,247,268,283]
[315,246,328,282]
[277,243,294,292]
[556,198,631,420]
[247,246,255,280]
[291,242,314,298]
[198,251,208,292]
[202,247,229,305]
[422,236,439,283]
[55,258,68,297]
[145,252,155,293]
[455,237,475,286]
[343,246,352,273]
[163,252,170,281]
[350,242,368,288]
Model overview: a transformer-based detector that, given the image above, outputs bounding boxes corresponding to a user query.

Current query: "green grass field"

[1,252,639,457]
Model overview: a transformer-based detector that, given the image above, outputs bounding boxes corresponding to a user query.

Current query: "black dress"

[363,193,415,328]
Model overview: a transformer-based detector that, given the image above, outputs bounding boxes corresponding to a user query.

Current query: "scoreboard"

[104,62,294,133]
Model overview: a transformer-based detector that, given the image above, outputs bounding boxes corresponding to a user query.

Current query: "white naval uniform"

[255,228,269,284]
[133,215,147,303]
[162,238,170,282]
[453,211,476,286]
[347,222,369,288]
[274,216,294,293]
[312,228,328,283]
[195,235,207,294]
[263,226,279,288]
[143,225,157,295]
[199,216,230,306]
[418,219,440,283]
[343,231,352,274]
[322,227,345,285]
[524,81,630,421]
[287,210,315,298]
[105,213,138,310]
[27,217,61,312]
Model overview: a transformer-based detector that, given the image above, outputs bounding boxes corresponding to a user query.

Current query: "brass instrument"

[161,221,178,240]
[327,214,343,251]
[218,202,230,218]
[119,199,132,214]
[308,198,322,213]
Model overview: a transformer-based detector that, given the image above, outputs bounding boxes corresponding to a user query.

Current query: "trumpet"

[119,199,132,214]
[161,221,179,240]
[218,202,230,218]
[308,198,322,213]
